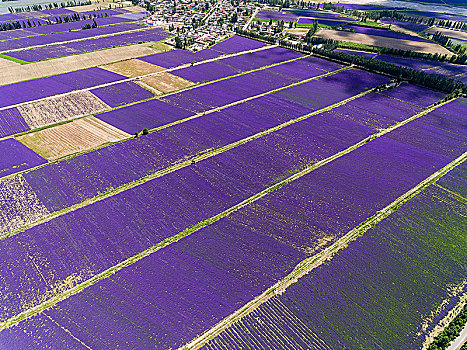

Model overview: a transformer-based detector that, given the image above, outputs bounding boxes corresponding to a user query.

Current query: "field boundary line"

[434,183,467,201]
[181,150,467,350]
[0,97,456,332]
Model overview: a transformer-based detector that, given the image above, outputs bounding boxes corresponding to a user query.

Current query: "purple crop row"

[90,81,154,107]
[379,18,430,32]
[0,22,144,51]
[1,106,464,349]
[5,27,166,62]
[438,162,467,198]
[171,47,304,83]
[0,80,429,332]
[0,67,125,109]
[202,184,467,350]
[0,139,46,177]
[344,24,431,42]
[138,35,267,68]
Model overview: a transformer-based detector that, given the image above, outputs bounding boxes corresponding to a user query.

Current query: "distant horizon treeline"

[236,28,467,95]
[8,0,91,13]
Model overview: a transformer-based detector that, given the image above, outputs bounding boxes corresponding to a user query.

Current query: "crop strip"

[181,148,467,350]
[0,97,456,332]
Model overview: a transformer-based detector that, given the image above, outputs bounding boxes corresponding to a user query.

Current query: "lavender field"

[5,28,169,62]
[0,30,464,350]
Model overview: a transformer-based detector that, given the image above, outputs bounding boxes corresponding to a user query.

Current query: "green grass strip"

[0,53,29,64]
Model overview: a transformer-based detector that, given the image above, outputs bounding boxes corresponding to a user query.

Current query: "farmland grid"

[0,33,465,349]
[0,95,460,336]
[0,68,434,241]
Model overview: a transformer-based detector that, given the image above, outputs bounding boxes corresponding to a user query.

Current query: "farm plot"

[0,106,464,349]
[18,91,110,129]
[378,82,445,107]
[201,183,467,350]
[335,48,377,59]
[0,67,125,108]
[379,18,430,32]
[426,27,467,42]
[5,28,169,62]
[137,72,194,94]
[0,108,30,137]
[16,117,130,161]
[256,10,298,22]
[345,24,431,42]
[0,91,435,328]
[298,18,349,26]
[0,139,46,177]
[138,35,267,68]
[90,81,154,107]
[315,29,452,55]
[100,58,165,77]
[0,22,145,51]
[171,47,304,83]
[0,44,158,86]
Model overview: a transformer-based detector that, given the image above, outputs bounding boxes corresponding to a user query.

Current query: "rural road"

[447,323,467,350]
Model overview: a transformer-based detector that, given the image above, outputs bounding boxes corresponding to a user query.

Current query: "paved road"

[447,322,467,350]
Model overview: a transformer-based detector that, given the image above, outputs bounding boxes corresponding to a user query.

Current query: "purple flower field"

[286,9,355,21]
[0,107,30,137]
[1,102,464,349]
[138,36,266,68]
[210,35,268,54]
[379,82,445,107]
[0,87,426,333]
[380,18,430,32]
[0,22,144,51]
[5,28,169,62]
[344,24,431,42]
[90,81,154,107]
[255,10,298,22]
[0,67,125,108]
[0,139,46,177]
[171,47,303,83]
[438,162,467,198]
[201,184,467,350]
[298,18,348,26]
[96,98,193,134]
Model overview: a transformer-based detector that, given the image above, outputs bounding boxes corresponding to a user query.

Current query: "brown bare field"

[139,72,194,93]
[426,27,467,42]
[0,44,160,86]
[315,29,453,55]
[18,91,110,129]
[101,59,165,77]
[17,117,129,160]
